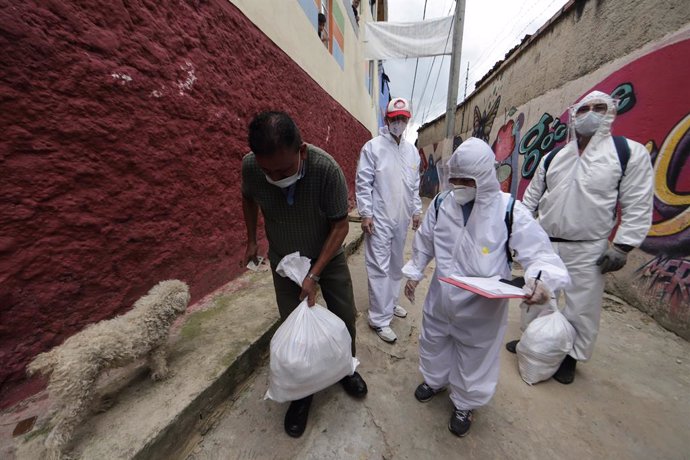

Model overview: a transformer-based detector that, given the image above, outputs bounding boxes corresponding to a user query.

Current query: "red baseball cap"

[386,97,412,118]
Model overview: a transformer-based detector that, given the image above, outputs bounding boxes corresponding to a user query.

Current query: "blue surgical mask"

[265,158,303,188]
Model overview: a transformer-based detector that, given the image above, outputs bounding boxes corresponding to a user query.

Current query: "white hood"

[447,137,501,207]
[568,90,617,141]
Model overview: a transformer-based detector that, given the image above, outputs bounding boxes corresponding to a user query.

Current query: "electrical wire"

[467,0,563,85]
[418,0,456,124]
[409,0,429,109]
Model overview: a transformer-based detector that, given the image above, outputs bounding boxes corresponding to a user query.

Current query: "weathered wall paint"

[418,1,690,340]
[0,0,372,409]
[237,0,379,133]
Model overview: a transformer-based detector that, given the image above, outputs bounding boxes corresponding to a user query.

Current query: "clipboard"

[439,275,528,299]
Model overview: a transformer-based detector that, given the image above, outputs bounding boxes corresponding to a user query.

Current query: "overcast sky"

[384,0,570,143]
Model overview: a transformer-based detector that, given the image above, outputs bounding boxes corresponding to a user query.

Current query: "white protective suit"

[521,90,654,361]
[402,138,570,410]
[356,126,422,327]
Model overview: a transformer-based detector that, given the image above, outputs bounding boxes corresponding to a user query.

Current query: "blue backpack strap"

[433,190,452,219]
[542,145,565,190]
[505,196,516,264]
[612,135,631,188]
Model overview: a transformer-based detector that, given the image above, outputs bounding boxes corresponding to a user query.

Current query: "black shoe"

[505,340,519,354]
[553,355,577,384]
[414,382,446,402]
[448,408,473,437]
[340,372,368,398]
[284,395,313,438]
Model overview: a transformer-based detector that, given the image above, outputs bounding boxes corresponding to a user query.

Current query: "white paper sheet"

[449,275,526,297]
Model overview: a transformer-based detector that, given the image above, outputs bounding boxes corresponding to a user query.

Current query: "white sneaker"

[393,305,408,318]
[370,325,397,343]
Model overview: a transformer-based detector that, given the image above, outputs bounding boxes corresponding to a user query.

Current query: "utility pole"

[463,61,470,100]
[444,0,466,157]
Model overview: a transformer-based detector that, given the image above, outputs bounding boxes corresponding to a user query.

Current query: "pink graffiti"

[638,256,690,316]
[492,119,515,162]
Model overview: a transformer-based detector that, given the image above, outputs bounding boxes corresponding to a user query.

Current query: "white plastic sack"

[265,252,358,402]
[516,306,576,385]
[265,300,358,402]
[275,252,312,285]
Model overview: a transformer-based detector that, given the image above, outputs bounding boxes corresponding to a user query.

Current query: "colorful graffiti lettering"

[636,256,690,316]
[610,82,636,115]
[517,112,568,179]
[473,96,501,142]
[641,113,690,256]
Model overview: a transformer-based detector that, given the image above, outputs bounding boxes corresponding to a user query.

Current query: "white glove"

[523,277,551,305]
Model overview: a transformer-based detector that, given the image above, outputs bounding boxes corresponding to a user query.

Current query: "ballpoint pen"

[531,270,543,298]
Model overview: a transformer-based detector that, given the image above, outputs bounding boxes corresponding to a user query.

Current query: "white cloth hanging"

[363,16,455,60]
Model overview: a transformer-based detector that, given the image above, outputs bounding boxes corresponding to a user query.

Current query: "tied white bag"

[516,303,576,385]
[265,252,359,402]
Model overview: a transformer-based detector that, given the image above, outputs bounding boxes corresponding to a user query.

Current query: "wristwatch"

[307,273,321,282]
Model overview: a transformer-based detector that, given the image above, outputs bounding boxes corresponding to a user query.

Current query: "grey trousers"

[271,252,357,356]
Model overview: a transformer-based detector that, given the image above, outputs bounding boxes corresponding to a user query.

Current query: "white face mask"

[573,111,605,136]
[389,120,407,137]
[453,185,476,205]
[265,157,303,188]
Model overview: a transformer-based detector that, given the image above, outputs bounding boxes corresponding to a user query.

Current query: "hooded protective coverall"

[521,90,654,361]
[356,126,422,327]
[403,138,570,410]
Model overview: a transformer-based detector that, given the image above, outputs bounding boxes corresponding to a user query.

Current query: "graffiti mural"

[418,135,464,198]
[419,30,690,336]
[484,36,689,328]
[642,113,690,256]
[419,150,439,198]
[511,81,637,195]
[472,96,501,142]
[418,143,441,198]
[491,113,524,195]
[636,256,690,317]
[517,112,568,180]
[585,40,690,322]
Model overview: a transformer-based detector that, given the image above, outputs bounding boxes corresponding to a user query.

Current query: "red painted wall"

[0,0,371,408]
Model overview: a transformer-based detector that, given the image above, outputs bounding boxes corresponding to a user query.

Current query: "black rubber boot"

[553,355,577,384]
[505,340,519,354]
[284,395,313,437]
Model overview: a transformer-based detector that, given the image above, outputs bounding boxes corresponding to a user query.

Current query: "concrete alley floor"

[187,227,690,460]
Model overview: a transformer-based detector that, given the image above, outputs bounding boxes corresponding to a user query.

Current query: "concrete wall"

[0,0,374,408]
[417,0,690,340]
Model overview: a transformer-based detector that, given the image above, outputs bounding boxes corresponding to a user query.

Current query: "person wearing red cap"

[355,97,422,343]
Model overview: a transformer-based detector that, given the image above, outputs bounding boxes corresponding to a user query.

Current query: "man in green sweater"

[241,111,368,438]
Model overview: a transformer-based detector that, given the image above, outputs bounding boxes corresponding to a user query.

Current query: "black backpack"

[542,136,631,190]
[433,192,516,264]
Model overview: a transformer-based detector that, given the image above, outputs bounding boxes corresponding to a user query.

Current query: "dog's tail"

[27,349,59,377]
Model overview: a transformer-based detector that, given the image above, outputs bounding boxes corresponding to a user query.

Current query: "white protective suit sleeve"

[510,200,570,293]
[402,199,437,281]
[521,154,548,214]
[613,140,654,247]
[355,143,376,218]
[413,164,423,216]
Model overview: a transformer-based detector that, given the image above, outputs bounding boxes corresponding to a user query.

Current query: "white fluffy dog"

[27,279,191,459]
